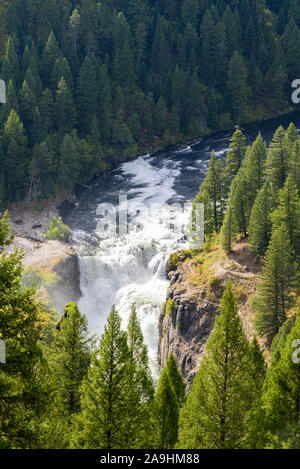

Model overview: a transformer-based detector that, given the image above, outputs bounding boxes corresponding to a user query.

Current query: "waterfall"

[70,154,190,376]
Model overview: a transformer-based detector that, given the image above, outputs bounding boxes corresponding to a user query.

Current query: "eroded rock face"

[158,241,261,389]
[158,266,220,389]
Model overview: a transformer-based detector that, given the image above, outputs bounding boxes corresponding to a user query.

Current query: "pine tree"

[40,30,61,85]
[220,205,238,254]
[55,77,76,138]
[201,151,224,231]
[289,139,300,191]
[71,306,131,449]
[177,284,256,449]
[126,305,154,448]
[153,367,179,449]
[47,302,93,415]
[248,181,276,255]
[265,125,291,191]
[253,223,297,344]
[0,212,49,448]
[165,352,186,408]
[76,57,98,134]
[226,51,248,122]
[261,306,300,443]
[57,132,83,192]
[271,174,300,255]
[224,129,247,193]
[2,110,28,201]
[243,132,267,195]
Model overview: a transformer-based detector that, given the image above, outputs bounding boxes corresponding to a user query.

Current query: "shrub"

[45,217,71,242]
[165,300,176,318]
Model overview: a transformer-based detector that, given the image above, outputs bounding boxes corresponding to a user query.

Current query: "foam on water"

[72,155,188,377]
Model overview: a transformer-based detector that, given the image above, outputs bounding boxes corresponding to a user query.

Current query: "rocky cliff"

[5,203,81,314]
[158,239,262,389]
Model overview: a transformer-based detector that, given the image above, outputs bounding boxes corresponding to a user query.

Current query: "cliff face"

[158,240,261,389]
[5,204,81,314]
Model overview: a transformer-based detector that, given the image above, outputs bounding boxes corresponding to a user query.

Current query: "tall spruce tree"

[47,302,93,415]
[153,367,179,449]
[165,352,186,408]
[253,223,297,344]
[261,306,300,445]
[271,174,300,255]
[248,181,276,255]
[0,212,50,448]
[177,284,256,449]
[265,125,291,191]
[126,305,154,448]
[70,306,131,449]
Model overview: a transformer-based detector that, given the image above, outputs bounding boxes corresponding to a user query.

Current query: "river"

[65,111,300,373]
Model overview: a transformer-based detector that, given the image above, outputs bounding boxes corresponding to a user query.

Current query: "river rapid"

[65,111,300,374]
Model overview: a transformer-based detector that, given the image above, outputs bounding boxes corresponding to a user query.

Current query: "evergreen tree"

[224,129,247,193]
[165,352,186,408]
[0,212,49,448]
[265,125,291,191]
[2,110,28,200]
[226,51,248,122]
[153,367,179,449]
[126,305,154,448]
[220,205,238,254]
[71,306,131,449]
[248,181,276,255]
[177,285,256,449]
[47,302,93,415]
[271,174,300,255]
[253,223,297,344]
[261,306,300,443]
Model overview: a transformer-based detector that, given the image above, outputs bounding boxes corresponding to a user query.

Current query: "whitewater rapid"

[65,111,300,376]
[71,153,196,375]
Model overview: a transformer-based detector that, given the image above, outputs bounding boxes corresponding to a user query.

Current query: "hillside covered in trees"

[0,0,300,205]
[1,121,300,449]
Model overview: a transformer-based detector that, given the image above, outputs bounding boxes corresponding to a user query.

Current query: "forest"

[1,0,300,451]
[0,0,300,205]
[1,122,300,450]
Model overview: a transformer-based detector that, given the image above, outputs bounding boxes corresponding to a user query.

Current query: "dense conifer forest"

[1,0,300,451]
[1,122,300,449]
[0,0,300,204]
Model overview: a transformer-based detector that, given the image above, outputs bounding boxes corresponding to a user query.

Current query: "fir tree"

[165,352,186,408]
[248,181,276,255]
[71,306,131,449]
[177,284,256,449]
[47,302,93,415]
[271,174,300,255]
[265,125,291,191]
[261,306,300,443]
[153,367,179,449]
[253,223,297,344]
[0,212,49,448]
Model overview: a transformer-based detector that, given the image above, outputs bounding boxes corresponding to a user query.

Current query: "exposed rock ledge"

[4,203,81,313]
[158,240,261,390]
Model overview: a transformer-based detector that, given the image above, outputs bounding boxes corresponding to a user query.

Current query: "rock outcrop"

[158,240,261,389]
[5,203,81,314]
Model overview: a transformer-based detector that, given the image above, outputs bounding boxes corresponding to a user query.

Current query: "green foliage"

[261,307,300,443]
[177,284,261,449]
[0,1,297,204]
[253,223,297,344]
[0,211,50,448]
[45,217,71,242]
[46,303,93,416]
[165,353,186,408]
[153,367,179,449]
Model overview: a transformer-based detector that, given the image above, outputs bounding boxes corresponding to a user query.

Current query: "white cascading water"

[71,152,195,376]
[65,114,300,377]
